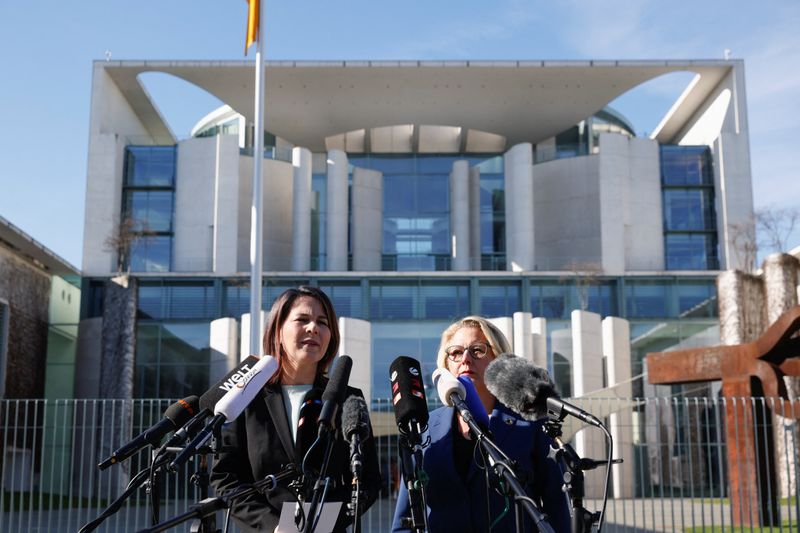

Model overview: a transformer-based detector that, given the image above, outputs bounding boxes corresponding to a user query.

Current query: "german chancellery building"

[76,59,753,404]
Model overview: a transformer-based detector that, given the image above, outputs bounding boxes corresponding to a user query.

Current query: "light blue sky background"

[1,1,798,269]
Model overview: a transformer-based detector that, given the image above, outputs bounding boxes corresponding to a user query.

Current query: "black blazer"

[210,379,381,532]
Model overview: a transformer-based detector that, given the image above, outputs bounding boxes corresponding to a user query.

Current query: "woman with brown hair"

[212,286,380,532]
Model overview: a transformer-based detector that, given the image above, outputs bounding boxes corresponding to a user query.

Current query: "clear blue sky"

[1,1,798,269]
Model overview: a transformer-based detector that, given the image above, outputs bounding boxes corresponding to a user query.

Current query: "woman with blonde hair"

[393,315,570,532]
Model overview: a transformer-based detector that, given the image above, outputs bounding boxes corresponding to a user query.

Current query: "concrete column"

[571,310,605,497]
[602,316,633,498]
[326,149,349,271]
[450,160,470,271]
[291,147,312,271]
[488,316,513,348]
[469,166,482,270]
[504,143,534,271]
[531,317,548,369]
[212,135,240,274]
[512,312,532,361]
[339,317,372,406]
[351,167,383,271]
[210,318,239,388]
[762,253,800,324]
[240,311,266,359]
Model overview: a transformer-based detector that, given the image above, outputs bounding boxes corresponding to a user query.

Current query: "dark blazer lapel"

[467,403,515,484]
[264,385,296,462]
[427,407,461,485]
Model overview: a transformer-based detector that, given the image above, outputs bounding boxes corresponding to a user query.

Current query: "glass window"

[134,322,211,398]
[125,146,176,187]
[223,280,249,318]
[129,235,171,273]
[311,173,327,270]
[665,234,718,270]
[383,175,416,214]
[479,282,520,317]
[537,283,568,319]
[624,281,672,318]
[367,156,415,174]
[370,283,417,319]
[138,282,216,320]
[317,282,363,319]
[676,280,718,318]
[419,282,469,319]
[125,190,174,232]
[371,321,450,402]
[660,145,713,186]
[417,155,458,174]
[417,175,449,214]
[663,189,715,231]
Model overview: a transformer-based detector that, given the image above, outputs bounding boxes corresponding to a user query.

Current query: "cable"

[596,423,613,533]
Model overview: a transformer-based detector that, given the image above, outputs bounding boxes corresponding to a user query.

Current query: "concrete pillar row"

[602,316,634,498]
[326,149,349,271]
[291,147,312,271]
[450,160,470,271]
[351,167,383,271]
[503,143,534,271]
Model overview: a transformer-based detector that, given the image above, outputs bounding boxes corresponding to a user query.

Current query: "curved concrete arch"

[100,59,740,151]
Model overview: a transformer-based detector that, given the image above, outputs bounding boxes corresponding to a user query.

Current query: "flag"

[245,0,260,53]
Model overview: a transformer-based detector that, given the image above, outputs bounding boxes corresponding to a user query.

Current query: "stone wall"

[0,243,51,398]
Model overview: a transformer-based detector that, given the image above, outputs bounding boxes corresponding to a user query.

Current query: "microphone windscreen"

[322,355,353,404]
[214,355,278,421]
[390,356,429,430]
[484,354,559,421]
[456,376,490,430]
[200,355,261,411]
[164,396,200,427]
[342,395,371,442]
[432,368,465,407]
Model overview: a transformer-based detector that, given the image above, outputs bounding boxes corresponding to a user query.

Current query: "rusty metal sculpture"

[647,305,800,527]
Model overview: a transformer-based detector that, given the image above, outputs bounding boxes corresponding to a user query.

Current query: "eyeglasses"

[444,342,490,362]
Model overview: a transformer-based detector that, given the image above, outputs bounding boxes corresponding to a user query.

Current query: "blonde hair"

[435,315,512,369]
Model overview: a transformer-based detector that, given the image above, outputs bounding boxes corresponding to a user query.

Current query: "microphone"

[342,396,370,479]
[389,356,429,436]
[157,356,263,454]
[168,355,278,472]
[318,355,353,435]
[456,376,490,431]
[390,357,431,533]
[98,396,199,470]
[484,354,603,427]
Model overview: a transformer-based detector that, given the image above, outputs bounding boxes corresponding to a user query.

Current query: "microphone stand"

[303,430,336,533]
[138,466,299,533]
[349,437,363,533]
[397,423,429,533]
[79,445,215,533]
[452,398,555,533]
[543,418,601,533]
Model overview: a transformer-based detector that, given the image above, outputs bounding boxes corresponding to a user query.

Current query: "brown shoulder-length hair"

[262,286,340,384]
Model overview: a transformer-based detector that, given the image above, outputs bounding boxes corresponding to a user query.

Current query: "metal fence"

[1,397,798,532]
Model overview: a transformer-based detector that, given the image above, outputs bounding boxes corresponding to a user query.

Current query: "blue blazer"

[392,403,571,533]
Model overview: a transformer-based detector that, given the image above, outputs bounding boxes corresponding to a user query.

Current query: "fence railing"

[1,397,798,532]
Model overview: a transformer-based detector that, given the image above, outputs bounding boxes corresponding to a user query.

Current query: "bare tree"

[562,261,603,311]
[104,216,155,274]
[728,214,759,273]
[757,206,800,254]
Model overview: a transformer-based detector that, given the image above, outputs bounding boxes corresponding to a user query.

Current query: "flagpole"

[248,0,265,356]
